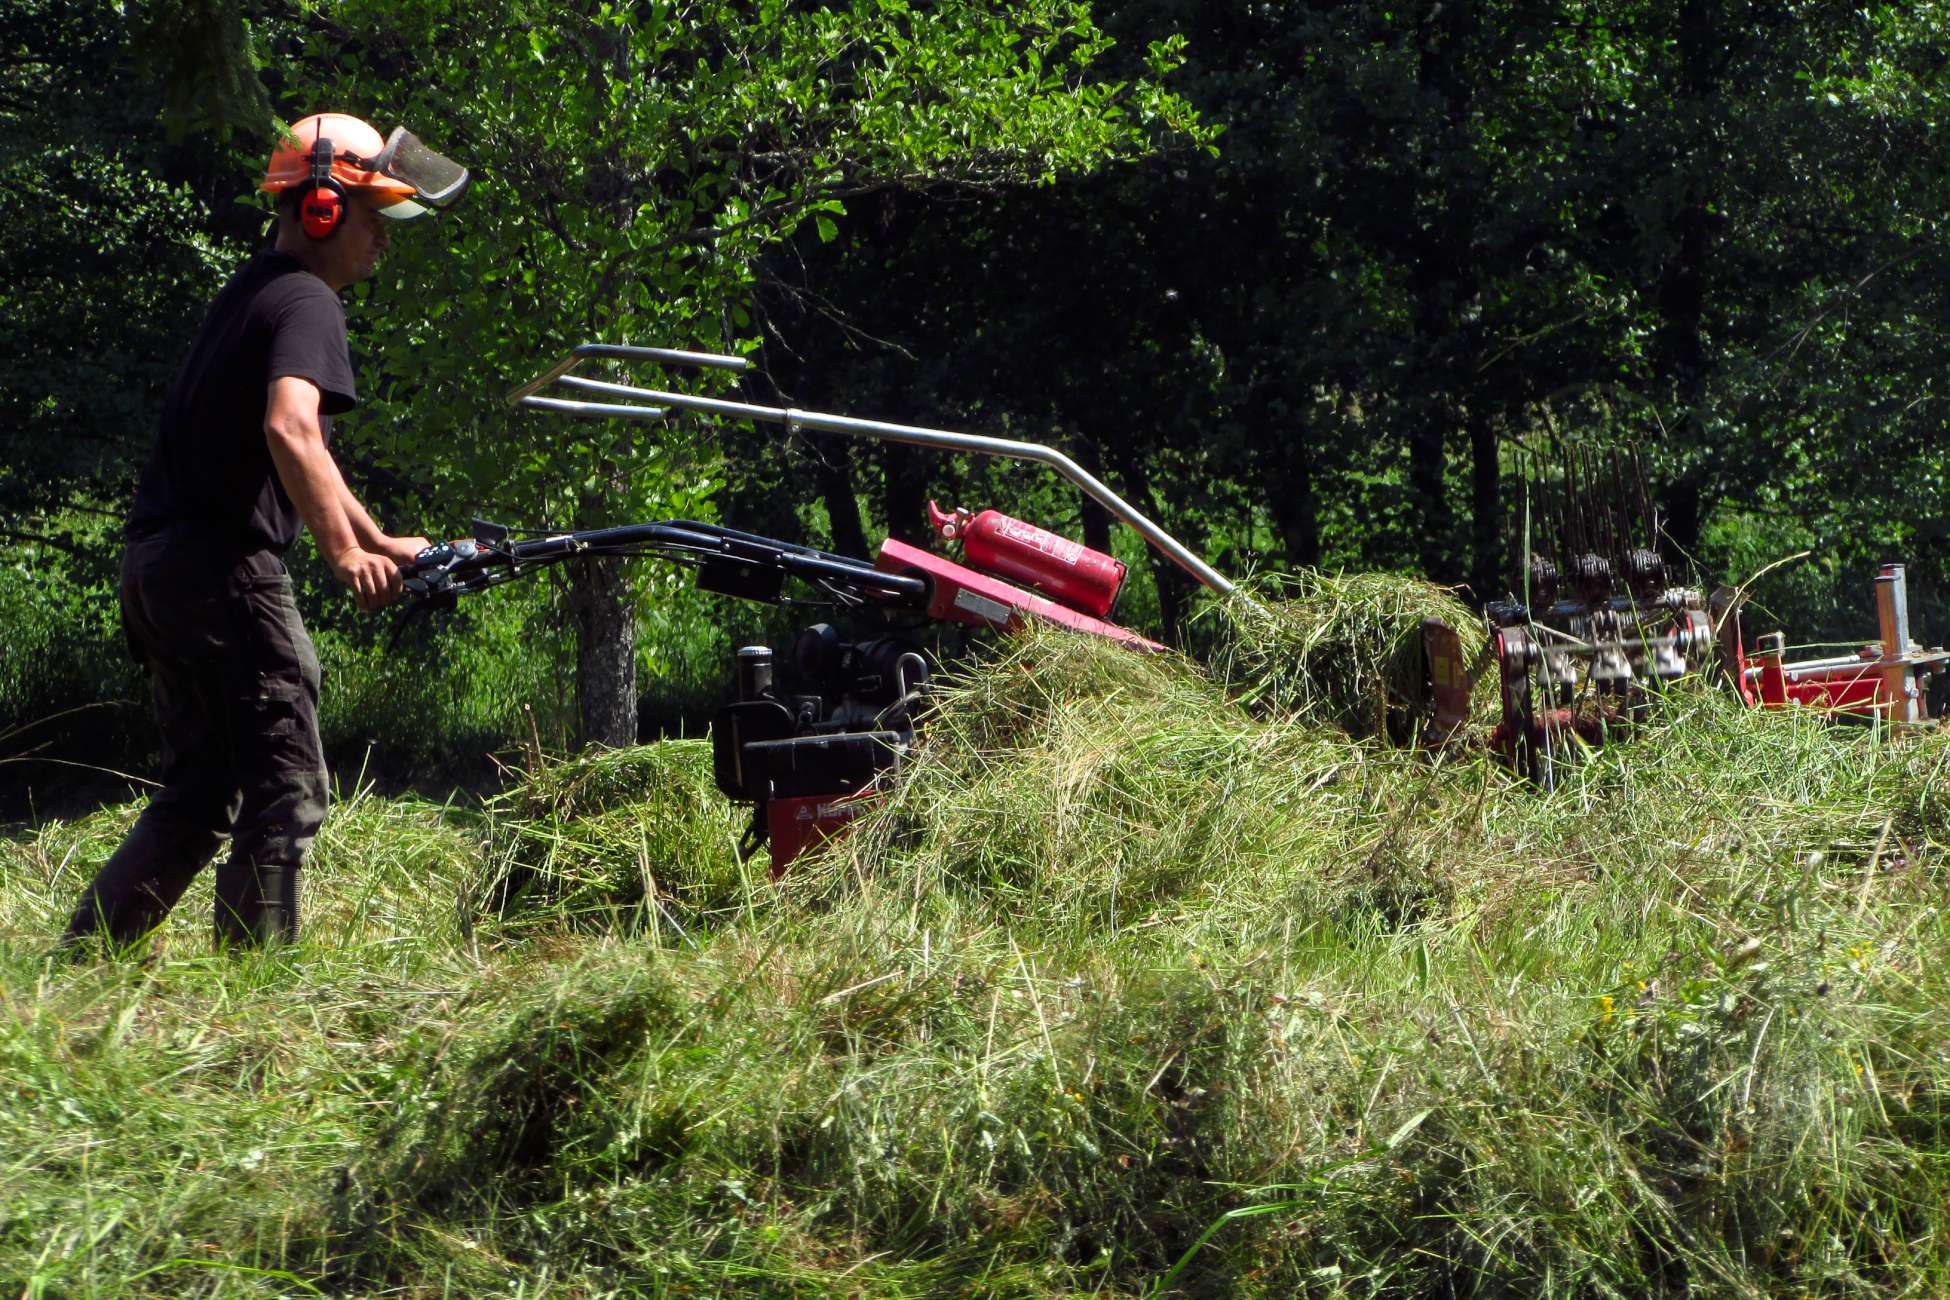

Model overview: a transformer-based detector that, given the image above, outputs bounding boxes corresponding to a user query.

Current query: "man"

[61,113,469,951]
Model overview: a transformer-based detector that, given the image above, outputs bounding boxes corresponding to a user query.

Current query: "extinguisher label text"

[997,518,1084,566]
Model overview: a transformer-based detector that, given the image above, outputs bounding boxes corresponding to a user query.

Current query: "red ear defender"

[301,184,343,238]
[300,133,344,239]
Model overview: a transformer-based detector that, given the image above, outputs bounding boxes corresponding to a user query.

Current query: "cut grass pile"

[1213,571,1492,739]
[471,739,748,939]
[5,596,1950,1296]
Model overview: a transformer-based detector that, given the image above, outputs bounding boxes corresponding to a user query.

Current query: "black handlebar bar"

[400,519,929,611]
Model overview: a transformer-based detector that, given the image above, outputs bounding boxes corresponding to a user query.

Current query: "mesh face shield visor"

[356,127,471,218]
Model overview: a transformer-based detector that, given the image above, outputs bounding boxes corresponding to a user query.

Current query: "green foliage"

[296,0,1208,541]
[0,539,147,802]
[752,0,1950,644]
[16,0,1950,748]
[135,0,275,143]
[0,0,243,536]
[311,578,578,779]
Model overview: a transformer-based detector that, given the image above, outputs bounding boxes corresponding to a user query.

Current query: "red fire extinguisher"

[927,501,1127,618]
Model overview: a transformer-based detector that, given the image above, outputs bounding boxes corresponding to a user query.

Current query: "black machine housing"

[711,624,931,856]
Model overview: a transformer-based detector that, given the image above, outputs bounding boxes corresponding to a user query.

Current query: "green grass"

[6,601,1950,1296]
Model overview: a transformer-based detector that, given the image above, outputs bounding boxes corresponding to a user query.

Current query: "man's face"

[333,191,392,285]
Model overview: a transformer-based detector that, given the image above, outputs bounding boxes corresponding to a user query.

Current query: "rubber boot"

[213,861,301,948]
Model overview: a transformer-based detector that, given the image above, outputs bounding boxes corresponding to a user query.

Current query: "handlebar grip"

[401,539,482,598]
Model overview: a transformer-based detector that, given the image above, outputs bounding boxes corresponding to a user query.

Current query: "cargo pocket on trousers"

[235,677,316,778]
[247,683,303,741]
[235,569,322,700]
[231,675,330,860]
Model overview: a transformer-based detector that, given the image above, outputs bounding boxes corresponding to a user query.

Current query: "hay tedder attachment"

[1422,443,1948,787]
[404,343,1235,871]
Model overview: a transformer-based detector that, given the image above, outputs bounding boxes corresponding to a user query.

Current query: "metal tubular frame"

[507,344,1238,597]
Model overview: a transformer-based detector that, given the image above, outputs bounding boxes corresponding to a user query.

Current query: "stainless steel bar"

[1782,663,1879,682]
[504,344,749,405]
[555,374,786,422]
[1877,564,1913,655]
[516,349,1239,597]
[1775,653,1878,674]
[544,375,1234,595]
[1877,564,1922,722]
[517,394,670,420]
[570,343,750,372]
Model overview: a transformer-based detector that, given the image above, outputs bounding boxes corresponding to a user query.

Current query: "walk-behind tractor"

[1421,443,1949,787]
[402,344,1228,872]
[404,348,1946,834]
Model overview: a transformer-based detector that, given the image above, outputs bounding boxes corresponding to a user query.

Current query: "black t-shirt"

[128,250,357,553]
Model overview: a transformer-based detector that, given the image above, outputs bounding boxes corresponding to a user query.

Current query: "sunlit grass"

[5,609,1950,1296]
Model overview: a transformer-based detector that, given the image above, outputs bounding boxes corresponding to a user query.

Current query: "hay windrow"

[816,619,1950,947]
[825,627,1375,931]
[474,739,745,932]
[1212,570,1495,738]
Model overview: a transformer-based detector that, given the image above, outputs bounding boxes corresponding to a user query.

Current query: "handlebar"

[399,520,930,611]
[399,537,495,601]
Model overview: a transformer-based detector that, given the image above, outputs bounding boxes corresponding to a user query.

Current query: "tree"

[292,0,1207,744]
[757,0,1950,636]
[0,0,254,567]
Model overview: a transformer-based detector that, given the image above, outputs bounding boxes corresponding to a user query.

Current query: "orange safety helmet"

[262,112,470,237]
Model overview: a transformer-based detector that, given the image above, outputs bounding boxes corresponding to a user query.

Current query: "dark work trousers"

[62,529,329,949]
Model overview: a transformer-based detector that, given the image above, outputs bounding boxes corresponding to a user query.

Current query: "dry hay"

[473,739,746,933]
[1212,570,1494,739]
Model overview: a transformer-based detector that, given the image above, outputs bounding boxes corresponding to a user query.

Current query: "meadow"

[5,577,1950,1296]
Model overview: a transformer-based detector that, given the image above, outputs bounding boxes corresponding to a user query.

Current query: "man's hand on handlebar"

[379,535,433,566]
[333,547,405,611]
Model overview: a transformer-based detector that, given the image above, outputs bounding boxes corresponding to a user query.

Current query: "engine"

[711,625,930,875]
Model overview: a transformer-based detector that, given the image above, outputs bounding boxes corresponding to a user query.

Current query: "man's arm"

[264,375,401,610]
[339,485,429,566]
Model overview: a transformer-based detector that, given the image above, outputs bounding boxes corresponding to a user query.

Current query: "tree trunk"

[1656,0,1717,558]
[814,438,872,558]
[1075,435,1113,556]
[1407,412,1455,583]
[880,443,929,545]
[569,475,637,749]
[568,555,637,748]
[1657,199,1711,557]
[1109,444,1183,644]
[1263,404,1321,569]
[1404,1,1481,587]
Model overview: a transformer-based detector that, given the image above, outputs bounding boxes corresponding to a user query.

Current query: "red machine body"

[1717,565,1949,720]
[928,501,1127,619]
[766,792,876,878]
[877,537,1164,653]
[723,507,1164,878]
